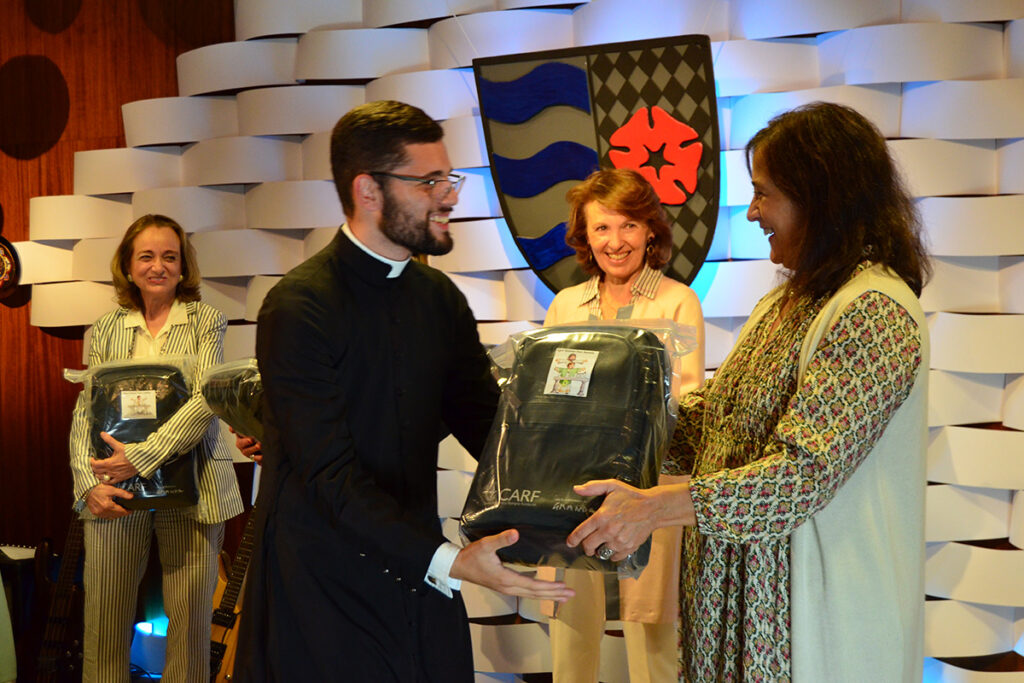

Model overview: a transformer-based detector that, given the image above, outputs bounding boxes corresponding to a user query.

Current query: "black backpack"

[461,324,672,570]
[200,358,264,442]
[87,361,200,509]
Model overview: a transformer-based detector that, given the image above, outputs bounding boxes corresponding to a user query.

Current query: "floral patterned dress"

[665,264,923,682]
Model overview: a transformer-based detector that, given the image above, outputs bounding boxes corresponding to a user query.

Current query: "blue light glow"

[689,260,719,303]
[921,657,943,682]
[134,615,169,637]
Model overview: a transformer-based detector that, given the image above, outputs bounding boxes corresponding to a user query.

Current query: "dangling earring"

[179,273,184,281]
[127,274,133,283]
[586,250,595,264]
[646,240,654,256]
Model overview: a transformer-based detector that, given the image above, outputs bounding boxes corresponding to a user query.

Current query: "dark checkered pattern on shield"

[590,42,719,285]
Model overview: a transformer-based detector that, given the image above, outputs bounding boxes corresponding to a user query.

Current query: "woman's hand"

[85,483,134,519]
[566,477,695,562]
[229,426,263,465]
[90,432,140,484]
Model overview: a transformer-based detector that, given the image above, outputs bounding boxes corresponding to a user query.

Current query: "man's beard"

[379,187,453,256]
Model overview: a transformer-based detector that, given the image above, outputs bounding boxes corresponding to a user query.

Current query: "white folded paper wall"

[22,0,1024,679]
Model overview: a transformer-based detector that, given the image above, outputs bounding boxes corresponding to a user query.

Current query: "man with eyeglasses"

[237,100,573,682]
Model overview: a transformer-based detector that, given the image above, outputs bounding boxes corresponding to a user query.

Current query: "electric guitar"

[210,509,257,681]
[35,517,85,682]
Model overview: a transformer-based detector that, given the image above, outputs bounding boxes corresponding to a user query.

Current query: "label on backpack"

[544,348,598,397]
[120,390,158,419]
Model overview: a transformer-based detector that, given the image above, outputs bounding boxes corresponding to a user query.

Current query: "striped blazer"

[69,300,243,524]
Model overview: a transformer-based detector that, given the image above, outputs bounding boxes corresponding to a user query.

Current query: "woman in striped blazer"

[69,214,243,682]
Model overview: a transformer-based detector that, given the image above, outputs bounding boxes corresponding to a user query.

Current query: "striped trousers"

[82,509,224,683]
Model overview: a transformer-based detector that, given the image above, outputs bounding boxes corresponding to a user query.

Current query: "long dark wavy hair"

[746,102,930,298]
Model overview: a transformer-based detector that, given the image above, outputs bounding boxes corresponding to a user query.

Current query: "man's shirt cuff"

[424,541,462,598]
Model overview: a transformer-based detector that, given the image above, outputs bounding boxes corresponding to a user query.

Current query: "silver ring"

[596,544,615,561]
[102,474,111,482]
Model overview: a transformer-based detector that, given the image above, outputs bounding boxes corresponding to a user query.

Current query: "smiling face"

[129,225,182,309]
[377,141,459,257]
[747,149,805,269]
[584,201,652,286]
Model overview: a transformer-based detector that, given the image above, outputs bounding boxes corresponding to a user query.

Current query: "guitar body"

[210,510,256,682]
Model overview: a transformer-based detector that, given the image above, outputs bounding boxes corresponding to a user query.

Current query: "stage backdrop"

[4,0,1024,680]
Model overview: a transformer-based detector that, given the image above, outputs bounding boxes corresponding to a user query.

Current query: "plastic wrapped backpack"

[461,320,695,574]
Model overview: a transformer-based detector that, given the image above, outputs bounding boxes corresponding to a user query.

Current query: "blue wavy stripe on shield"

[492,142,599,199]
[478,62,590,124]
[516,222,575,271]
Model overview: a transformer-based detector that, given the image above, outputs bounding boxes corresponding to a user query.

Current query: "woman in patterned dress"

[566,102,931,682]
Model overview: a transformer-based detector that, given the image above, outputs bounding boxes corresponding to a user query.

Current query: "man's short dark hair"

[329,100,444,217]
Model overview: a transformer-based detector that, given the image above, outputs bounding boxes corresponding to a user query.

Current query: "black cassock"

[236,230,499,682]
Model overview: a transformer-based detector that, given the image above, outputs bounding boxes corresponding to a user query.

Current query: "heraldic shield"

[474,35,720,293]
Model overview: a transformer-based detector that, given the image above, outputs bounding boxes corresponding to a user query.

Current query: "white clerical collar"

[342,223,409,278]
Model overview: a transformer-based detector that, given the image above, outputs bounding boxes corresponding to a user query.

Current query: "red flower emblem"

[608,105,703,205]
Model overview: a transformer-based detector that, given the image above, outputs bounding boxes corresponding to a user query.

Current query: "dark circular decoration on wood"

[136,0,233,51]
[25,0,83,34]
[0,56,70,160]
[0,234,21,299]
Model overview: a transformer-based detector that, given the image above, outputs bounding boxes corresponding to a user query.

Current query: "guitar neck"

[40,518,83,635]
[36,516,85,681]
[216,510,257,613]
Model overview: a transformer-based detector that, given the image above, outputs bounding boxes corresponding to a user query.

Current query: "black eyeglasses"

[369,171,465,198]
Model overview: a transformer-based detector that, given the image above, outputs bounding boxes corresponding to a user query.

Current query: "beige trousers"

[549,567,678,682]
[549,525,682,682]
